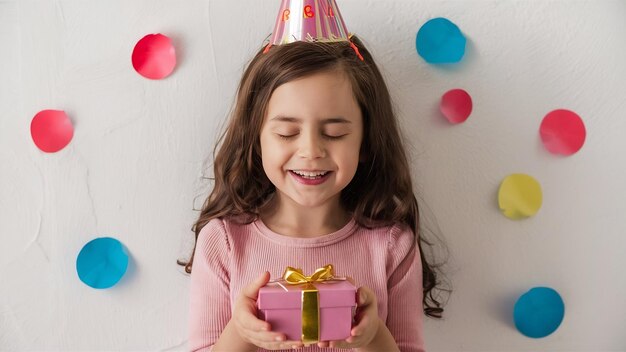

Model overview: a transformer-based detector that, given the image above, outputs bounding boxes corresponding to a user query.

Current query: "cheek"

[338,136,362,161]
[260,135,289,167]
[333,145,360,174]
[260,131,274,155]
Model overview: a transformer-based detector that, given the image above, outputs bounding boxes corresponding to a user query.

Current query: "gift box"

[257,265,356,343]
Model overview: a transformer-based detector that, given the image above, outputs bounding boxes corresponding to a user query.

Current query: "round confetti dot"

[514,287,565,338]
[132,33,176,79]
[498,174,542,220]
[440,88,472,123]
[416,17,466,64]
[539,109,586,156]
[76,237,129,289]
[30,109,74,153]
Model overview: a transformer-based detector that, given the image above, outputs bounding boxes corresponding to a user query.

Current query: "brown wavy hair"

[179,36,449,318]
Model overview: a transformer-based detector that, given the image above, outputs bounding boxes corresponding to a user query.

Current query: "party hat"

[265,0,363,60]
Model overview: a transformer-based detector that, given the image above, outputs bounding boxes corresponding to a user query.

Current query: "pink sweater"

[188,217,425,352]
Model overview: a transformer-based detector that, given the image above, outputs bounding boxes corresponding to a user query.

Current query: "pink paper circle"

[132,33,176,79]
[440,88,472,124]
[540,109,586,155]
[30,109,74,153]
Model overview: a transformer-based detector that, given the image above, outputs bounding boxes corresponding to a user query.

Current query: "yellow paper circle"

[498,174,543,219]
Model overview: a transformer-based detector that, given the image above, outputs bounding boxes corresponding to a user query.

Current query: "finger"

[317,341,330,348]
[288,341,305,349]
[330,340,349,349]
[357,286,372,306]
[235,273,272,331]
[288,342,305,350]
[345,330,367,346]
[242,271,270,300]
[263,340,304,350]
[236,306,271,332]
[243,329,288,345]
[357,287,365,306]
[351,313,371,336]
[254,340,303,351]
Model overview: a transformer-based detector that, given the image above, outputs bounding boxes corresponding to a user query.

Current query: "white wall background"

[1,0,625,351]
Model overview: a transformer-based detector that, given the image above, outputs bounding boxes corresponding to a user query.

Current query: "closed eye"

[277,134,297,140]
[323,134,346,140]
[276,134,347,140]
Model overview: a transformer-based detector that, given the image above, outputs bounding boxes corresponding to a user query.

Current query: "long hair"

[179,36,448,318]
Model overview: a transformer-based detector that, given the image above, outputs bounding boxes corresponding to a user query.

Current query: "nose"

[297,131,326,159]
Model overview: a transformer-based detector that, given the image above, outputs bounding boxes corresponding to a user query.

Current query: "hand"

[316,285,380,349]
[232,272,305,350]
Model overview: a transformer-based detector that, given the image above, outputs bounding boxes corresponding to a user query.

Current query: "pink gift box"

[257,280,356,342]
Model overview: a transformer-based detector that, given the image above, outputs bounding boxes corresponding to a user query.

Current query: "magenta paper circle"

[539,109,586,155]
[132,33,176,79]
[30,109,74,153]
[440,88,472,124]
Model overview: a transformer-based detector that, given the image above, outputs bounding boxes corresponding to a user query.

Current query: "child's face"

[260,70,363,210]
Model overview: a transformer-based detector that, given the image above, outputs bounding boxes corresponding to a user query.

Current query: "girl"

[181,35,446,351]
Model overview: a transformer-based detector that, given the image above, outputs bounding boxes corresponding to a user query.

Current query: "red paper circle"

[539,109,586,155]
[30,109,74,153]
[440,88,472,124]
[132,33,176,79]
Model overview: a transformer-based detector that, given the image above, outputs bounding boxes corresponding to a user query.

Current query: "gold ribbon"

[282,264,335,285]
[280,264,335,343]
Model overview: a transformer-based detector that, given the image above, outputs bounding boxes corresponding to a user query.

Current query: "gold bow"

[282,264,335,284]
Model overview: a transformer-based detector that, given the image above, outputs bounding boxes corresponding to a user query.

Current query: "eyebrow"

[270,116,352,124]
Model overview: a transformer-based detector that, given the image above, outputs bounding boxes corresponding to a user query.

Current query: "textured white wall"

[1,0,625,351]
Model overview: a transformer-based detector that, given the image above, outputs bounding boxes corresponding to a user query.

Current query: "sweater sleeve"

[386,224,425,352]
[188,218,231,352]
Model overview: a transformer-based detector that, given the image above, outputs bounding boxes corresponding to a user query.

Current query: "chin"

[296,192,344,208]
[293,198,328,208]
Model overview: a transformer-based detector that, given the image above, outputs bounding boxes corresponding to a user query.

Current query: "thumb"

[357,286,373,306]
[242,271,270,300]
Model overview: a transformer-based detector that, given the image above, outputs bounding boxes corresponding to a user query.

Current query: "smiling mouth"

[289,170,331,178]
[288,170,333,184]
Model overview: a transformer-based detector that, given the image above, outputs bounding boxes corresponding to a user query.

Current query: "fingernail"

[275,335,284,341]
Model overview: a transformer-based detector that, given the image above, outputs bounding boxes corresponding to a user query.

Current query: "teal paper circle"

[416,17,466,63]
[514,287,565,338]
[76,237,129,289]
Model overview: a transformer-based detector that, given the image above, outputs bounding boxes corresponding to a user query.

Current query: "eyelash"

[277,134,346,141]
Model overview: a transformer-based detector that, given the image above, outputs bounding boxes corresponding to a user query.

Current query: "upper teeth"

[292,170,329,177]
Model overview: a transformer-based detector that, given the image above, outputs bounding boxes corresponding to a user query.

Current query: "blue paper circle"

[76,237,129,289]
[514,287,565,338]
[416,17,466,63]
